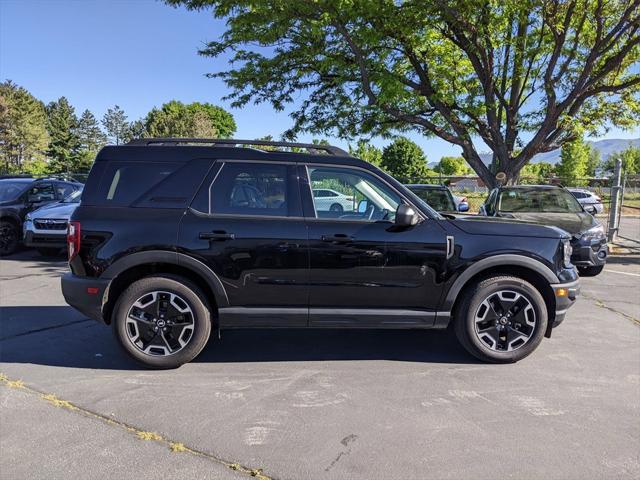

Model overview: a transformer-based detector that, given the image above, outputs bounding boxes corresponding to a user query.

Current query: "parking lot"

[1,247,639,479]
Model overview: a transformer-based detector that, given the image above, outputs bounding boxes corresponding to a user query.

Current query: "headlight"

[563,239,573,268]
[580,224,605,242]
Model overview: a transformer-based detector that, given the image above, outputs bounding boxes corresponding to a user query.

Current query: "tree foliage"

[46,97,81,174]
[0,80,49,173]
[144,100,236,138]
[102,105,129,145]
[557,136,590,185]
[348,140,383,167]
[380,137,430,180]
[168,0,640,187]
[602,145,640,174]
[435,156,471,175]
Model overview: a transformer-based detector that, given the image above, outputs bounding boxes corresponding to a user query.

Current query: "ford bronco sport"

[62,138,579,368]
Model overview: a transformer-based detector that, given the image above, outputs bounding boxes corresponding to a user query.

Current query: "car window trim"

[301,163,425,223]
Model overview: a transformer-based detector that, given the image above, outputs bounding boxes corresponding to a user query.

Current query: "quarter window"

[210,162,289,216]
[307,167,401,221]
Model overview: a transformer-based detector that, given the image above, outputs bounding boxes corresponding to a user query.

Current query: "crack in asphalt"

[583,293,640,326]
[0,319,93,341]
[0,373,275,480]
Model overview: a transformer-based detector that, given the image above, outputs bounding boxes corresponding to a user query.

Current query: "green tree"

[602,146,640,175]
[0,80,49,173]
[348,140,382,167]
[585,146,601,177]
[102,105,129,145]
[557,137,589,186]
[169,0,640,187]
[144,100,236,138]
[380,137,429,181]
[76,109,107,171]
[46,97,81,174]
[434,156,471,175]
[126,119,147,142]
[520,161,556,184]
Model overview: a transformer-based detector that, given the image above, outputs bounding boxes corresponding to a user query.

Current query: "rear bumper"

[549,279,581,329]
[23,230,66,248]
[61,273,110,323]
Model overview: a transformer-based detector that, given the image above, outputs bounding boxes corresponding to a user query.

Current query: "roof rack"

[125,138,350,157]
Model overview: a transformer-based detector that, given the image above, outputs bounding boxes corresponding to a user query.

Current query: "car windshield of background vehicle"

[498,188,583,213]
[410,188,455,212]
[308,167,400,221]
[0,181,29,202]
[61,189,83,204]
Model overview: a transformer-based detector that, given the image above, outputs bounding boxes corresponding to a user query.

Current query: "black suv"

[0,176,83,255]
[62,139,579,368]
[479,185,608,276]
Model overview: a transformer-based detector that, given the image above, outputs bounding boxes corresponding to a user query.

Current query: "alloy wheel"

[125,291,195,356]
[474,290,536,352]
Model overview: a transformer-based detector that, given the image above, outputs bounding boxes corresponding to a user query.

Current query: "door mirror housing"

[586,205,597,215]
[395,204,419,227]
[357,200,369,213]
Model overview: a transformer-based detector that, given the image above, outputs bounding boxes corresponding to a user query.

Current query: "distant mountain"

[478,138,639,165]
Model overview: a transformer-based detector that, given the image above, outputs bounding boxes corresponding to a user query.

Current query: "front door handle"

[321,234,354,243]
[199,231,235,241]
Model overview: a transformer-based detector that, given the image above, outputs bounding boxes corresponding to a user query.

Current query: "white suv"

[312,188,355,213]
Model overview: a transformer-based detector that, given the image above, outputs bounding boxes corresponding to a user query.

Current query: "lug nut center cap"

[499,317,508,325]
[156,319,166,328]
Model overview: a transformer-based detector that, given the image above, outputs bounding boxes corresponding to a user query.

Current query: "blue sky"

[1,0,637,161]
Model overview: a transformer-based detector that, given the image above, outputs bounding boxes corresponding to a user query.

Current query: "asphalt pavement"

[1,249,639,480]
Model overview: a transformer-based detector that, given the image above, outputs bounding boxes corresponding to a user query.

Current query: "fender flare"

[442,254,559,311]
[102,250,229,308]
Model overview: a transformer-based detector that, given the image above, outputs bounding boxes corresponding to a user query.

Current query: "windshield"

[408,187,456,212]
[0,180,29,202]
[498,188,583,213]
[61,189,82,203]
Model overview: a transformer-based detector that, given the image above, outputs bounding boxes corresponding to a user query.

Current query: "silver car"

[568,188,604,214]
[23,188,82,256]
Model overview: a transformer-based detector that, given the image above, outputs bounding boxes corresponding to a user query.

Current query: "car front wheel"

[0,221,20,256]
[113,275,212,369]
[454,275,548,363]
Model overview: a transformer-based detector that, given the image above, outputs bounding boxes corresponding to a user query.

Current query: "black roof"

[499,184,563,190]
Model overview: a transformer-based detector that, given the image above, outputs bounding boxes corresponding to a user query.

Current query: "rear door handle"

[321,234,354,243]
[199,231,235,241]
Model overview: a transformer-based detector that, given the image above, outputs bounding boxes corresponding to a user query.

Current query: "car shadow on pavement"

[0,306,478,370]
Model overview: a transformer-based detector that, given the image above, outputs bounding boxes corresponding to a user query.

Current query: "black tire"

[112,274,212,369]
[329,203,344,213]
[36,247,62,257]
[578,265,604,277]
[0,221,20,256]
[454,275,548,363]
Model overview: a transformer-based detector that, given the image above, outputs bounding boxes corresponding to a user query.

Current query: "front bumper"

[23,230,67,248]
[61,273,110,323]
[549,279,581,331]
[570,239,608,267]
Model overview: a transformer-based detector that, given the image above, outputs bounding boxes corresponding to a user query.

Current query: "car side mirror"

[358,200,369,213]
[458,203,469,212]
[395,204,419,227]
[586,205,597,215]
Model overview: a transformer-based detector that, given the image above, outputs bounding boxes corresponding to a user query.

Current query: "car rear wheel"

[113,275,212,369]
[0,221,20,256]
[454,275,548,363]
[329,203,344,213]
[577,265,604,277]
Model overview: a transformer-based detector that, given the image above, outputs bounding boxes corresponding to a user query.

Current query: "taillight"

[67,221,81,261]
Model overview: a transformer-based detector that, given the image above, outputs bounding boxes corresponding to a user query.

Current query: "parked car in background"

[568,188,604,214]
[312,188,355,213]
[24,188,83,256]
[406,184,469,213]
[62,138,579,368]
[479,185,608,276]
[0,176,83,255]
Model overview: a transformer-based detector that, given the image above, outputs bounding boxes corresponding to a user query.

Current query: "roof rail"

[125,138,350,156]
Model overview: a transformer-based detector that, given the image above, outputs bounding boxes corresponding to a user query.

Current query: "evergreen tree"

[102,105,129,145]
[125,119,147,142]
[46,97,80,174]
[557,137,589,186]
[585,146,601,177]
[0,80,49,173]
[77,109,106,152]
[381,137,430,181]
[602,146,640,175]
